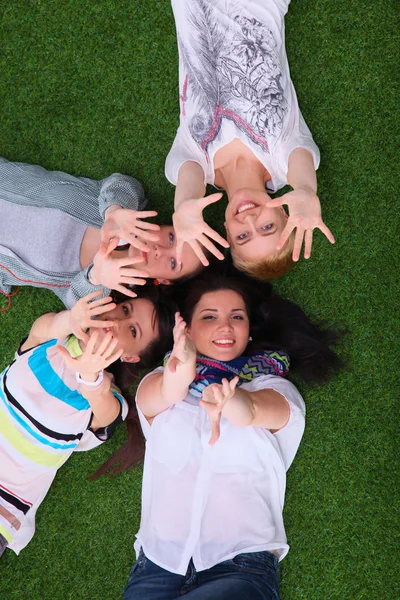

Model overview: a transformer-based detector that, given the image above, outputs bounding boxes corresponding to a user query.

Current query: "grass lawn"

[0,1,398,598]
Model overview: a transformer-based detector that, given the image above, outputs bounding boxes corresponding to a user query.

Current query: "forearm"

[22,310,72,351]
[174,162,206,210]
[222,387,255,427]
[70,266,110,301]
[287,148,317,194]
[79,374,120,428]
[137,362,196,419]
[161,360,196,406]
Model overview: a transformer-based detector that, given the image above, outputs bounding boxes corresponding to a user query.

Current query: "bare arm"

[172,162,228,265]
[20,292,116,352]
[287,147,317,195]
[266,147,334,261]
[20,310,73,353]
[201,379,290,444]
[222,387,290,430]
[174,161,206,210]
[79,373,121,429]
[137,313,197,420]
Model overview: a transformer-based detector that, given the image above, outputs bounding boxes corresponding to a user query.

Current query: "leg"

[181,551,280,600]
[123,549,184,600]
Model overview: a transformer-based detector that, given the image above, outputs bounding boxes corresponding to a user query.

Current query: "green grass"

[0,1,398,598]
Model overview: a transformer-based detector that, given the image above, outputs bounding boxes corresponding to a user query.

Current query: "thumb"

[200,193,223,209]
[265,197,285,208]
[56,345,75,368]
[168,356,179,374]
[208,415,221,445]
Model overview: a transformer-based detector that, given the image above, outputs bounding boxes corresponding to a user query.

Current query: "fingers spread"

[304,229,313,259]
[135,210,158,219]
[265,197,285,208]
[89,319,115,328]
[189,240,209,266]
[276,223,294,251]
[56,345,75,367]
[292,228,305,262]
[198,234,225,261]
[120,267,150,278]
[319,223,335,244]
[89,303,116,316]
[115,285,137,298]
[204,225,230,248]
[200,193,223,209]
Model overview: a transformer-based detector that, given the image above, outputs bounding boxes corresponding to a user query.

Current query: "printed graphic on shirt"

[178,0,288,159]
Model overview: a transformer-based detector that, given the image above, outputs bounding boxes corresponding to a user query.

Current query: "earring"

[248,336,253,342]
[120,357,125,363]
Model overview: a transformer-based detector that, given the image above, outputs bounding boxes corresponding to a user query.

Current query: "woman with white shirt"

[167,0,335,281]
[121,270,342,599]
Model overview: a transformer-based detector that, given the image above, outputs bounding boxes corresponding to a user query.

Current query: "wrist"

[88,264,100,286]
[104,204,122,219]
[76,370,104,387]
[294,185,317,197]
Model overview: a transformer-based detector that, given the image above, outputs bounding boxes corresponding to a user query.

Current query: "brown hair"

[231,233,295,280]
[90,284,177,477]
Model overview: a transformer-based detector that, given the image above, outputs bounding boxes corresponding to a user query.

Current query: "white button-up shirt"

[134,368,305,576]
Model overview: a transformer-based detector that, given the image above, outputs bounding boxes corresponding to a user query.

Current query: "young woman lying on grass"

[0,285,175,557]
[167,0,335,280]
[119,270,343,600]
[0,155,215,310]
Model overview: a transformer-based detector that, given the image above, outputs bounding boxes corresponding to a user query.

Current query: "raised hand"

[91,237,150,297]
[57,330,123,382]
[101,208,160,252]
[172,194,229,266]
[265,189,335,261]
[69,291,116,343]
[167,313,197,374]
[200,376,239,445]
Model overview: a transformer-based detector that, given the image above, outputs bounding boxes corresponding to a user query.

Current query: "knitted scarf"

[163,350,290,399]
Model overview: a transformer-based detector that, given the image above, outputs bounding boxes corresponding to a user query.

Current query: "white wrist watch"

[76,370,104,387]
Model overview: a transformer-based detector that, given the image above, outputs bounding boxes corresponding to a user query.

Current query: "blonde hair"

[231,234,295,280]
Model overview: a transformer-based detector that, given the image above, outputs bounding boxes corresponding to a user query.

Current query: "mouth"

[235,201,259,215]
[212,338,235,349]
[141,250,148,264]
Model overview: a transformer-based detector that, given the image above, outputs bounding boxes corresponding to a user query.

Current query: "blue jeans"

[123,548,280,599]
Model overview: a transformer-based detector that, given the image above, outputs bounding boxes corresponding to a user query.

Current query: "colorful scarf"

[163,350,290,399]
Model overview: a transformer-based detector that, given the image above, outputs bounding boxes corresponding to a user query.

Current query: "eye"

[232,315,245,320]
[122,305,129,316]
[262,224,273,231]
[171,257,177,271]
[169,232,175,245]
[130,326,137,338]
[202,315,216,320]
[237,233,248,240]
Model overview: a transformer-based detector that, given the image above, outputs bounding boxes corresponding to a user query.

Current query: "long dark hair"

[173,265,344,383]
[91,283,177,477]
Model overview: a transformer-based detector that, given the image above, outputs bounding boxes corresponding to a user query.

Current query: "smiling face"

[224,189,288,261]
[129,225,203,281]
[187,290,250,361]
[90,298,159,361]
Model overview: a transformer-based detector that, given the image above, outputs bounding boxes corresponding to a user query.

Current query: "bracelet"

[76,370,104,389]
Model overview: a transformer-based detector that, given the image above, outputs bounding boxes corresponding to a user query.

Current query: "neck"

[216,157,270,200]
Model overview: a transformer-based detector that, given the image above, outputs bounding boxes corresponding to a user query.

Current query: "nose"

[239,213,259,234]
[217,318,233,332]
[153,244,164,260]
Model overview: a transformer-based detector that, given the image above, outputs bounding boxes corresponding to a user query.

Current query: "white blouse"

[134,368,305,576]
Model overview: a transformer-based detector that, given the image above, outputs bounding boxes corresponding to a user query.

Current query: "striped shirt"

[0,156,147,307]
[0,336,128,554]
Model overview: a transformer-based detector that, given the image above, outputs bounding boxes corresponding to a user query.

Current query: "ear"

[122,354,141,364]
[156,278,172,286]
